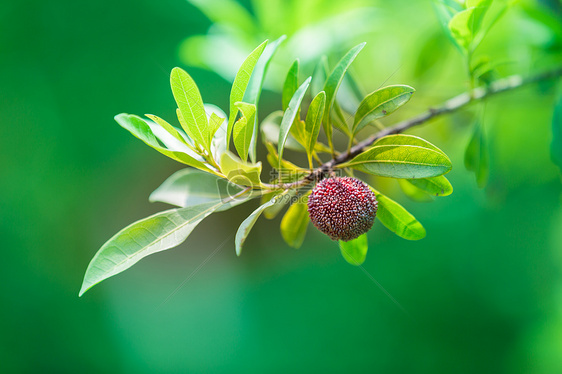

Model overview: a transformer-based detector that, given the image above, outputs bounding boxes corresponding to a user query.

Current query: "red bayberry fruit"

[307,177,378,241]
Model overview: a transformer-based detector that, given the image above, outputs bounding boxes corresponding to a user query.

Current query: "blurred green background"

[2,0,562,372]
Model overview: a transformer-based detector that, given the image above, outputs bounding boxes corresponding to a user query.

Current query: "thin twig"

[272,66,562,190]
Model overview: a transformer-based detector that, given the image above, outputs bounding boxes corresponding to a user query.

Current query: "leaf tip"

[114,113,128,121]
[78,283,88,297]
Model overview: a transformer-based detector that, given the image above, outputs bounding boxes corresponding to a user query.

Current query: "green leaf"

[261,109,331,157]
[262,190,296,220]
[149,168,256,212]
[79,201,224,296]
[470,55,496,85]
[282,59,299,111]
[227,40,268,149]
[244,36,285,105]
[323,43,366,148]
[342,70,365,107]
[314,142,332,154]
[448,9,473,50]
[278,77,312,170]
[202,104,229,163]
[170,67,210,151]
[372,189,426,240]
[244,35,286,163]
[398,179,434,203]
[341,135,452,179]
[332,101,352,137]
[464,120,489,188]
[261,110,304,152]
[145,114,190,147]
[235,193,286,256]
[353,85,415,134]
[220,151,262,187]
[431,0,464,47]
[115,113,213,173]
[304,91,326,164]
[311,55,329,97]
[372,134,445,152]
[289,119,308,148]
[145,115,200,157]
[551,95,562,172]
[264,142,307,176]
[432,0,461,27]
[232,102,257,161]
[339,234,368,265]
[209,112,224,142]
[448,0,490,51]
[280,200,310,249]
[405,176,453,196]
[467,0,492,29]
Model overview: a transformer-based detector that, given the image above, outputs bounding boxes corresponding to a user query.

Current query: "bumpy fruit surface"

[307,177,378,241]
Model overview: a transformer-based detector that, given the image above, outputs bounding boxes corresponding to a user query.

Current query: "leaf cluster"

[80,39,454,296]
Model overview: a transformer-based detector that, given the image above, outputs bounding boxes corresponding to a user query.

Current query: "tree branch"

[268,65,562,190]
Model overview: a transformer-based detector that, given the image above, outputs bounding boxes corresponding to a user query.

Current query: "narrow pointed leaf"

[372,189,426,240]
[145,114,190,146]
[262,115,330,156]
[115,114,212,173]
[236,193,285,256]
[170,67,210,150]
[79,201,224,296]
[244,35,285,105]
[145,117,200,158]
[244,35,286,163]
[227,40,268,149]
[278,77,311,169]
[280,200,310,249]
[322,43,366,147]
[232,102,256,161]
[282,59,299,110]
[353,85,415,134]
[339,234,368,265]
[305,91,326,160]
